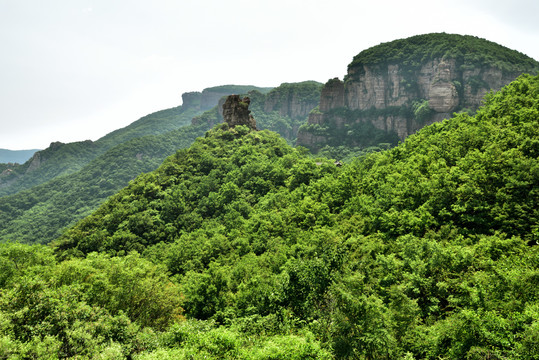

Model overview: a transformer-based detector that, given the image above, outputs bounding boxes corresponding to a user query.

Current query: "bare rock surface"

[222,95,257,130]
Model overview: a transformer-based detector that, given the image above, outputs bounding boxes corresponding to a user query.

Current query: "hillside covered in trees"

[1,72,537,359]
[0,82,323,245]
[0,85,273,198]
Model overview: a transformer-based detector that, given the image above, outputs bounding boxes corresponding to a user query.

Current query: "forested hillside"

[0,74,534,359]
[0,85,270,197]
[0,125,208,244]
[0,107,198,198]
[0,85,274,244]
[0,82,318,245]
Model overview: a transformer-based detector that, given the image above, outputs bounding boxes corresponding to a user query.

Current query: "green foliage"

[3,74,539,358]
[0,243,182,359]
[56,127,336,256]
[347,33,539,79]
[0,125,207,244]
[137,320,331,359]
[411,99,433,123]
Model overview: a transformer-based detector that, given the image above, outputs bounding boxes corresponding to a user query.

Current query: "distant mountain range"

[0,149,41,164]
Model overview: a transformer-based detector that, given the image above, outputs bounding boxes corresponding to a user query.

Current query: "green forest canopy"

[0,73,538,359]
[347,33,539,76]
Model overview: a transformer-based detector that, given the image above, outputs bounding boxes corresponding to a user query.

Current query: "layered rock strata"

[297,34,539,151]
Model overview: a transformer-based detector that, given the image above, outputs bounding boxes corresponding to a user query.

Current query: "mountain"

[1,35,538,358]
[297,33,539,151]
[0,125,208,244]
[0,149,40,164]
[0,85,272,198]
[44,73,539,358]
[0,85,276,244]
[192,81,323,142]
[0,83,318,245]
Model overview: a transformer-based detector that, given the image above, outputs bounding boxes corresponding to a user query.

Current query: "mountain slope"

[0,85,271,197]
[0,149,40,164]
[53,74,539,358]
[297,33,539,151]
[0,125,207,244]
[52,76,539,359]
[55,124,336,255]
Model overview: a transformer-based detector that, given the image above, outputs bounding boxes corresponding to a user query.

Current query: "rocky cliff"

[222,95,257,130]
[297,33,539,151]
[191,81,322,141]
[182,85,273,112]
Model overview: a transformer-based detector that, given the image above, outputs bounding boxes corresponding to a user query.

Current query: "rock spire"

[222,95,257,130]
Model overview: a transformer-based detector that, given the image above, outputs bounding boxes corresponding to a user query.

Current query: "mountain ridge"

[0,33,538,358]
[0,85,272,197]
[0,149,41,164]
[47,73,539,358]
[297,33,539,151]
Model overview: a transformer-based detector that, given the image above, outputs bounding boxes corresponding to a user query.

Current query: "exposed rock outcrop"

[191,82,322,140]
[297,33,539,151]
[222,95,257,130]
[181,92,202,110]
[319,78,345,112]
[263,83,321,119]
[25,151,43,173]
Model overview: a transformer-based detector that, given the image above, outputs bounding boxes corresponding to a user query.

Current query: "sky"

[1,0,538,150]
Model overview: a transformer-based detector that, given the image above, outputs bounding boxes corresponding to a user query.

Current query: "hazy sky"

[1,0,538,150]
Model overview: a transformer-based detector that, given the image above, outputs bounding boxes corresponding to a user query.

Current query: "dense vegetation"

[0,125,207,244]
[0,74,529,358]
[347,33,539,78]
[0,140,102,198]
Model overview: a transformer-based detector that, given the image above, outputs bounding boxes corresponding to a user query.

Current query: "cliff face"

[191,81,322,141]
[297,33,539,151]
[346,58,522,137]
[222,95,257,130]
[263,82,321,119]
[182,85,273,112]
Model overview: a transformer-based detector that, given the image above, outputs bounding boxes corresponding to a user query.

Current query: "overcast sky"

[1,0,538,150]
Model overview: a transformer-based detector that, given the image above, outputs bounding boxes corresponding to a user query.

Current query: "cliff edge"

[297,33,539,151]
